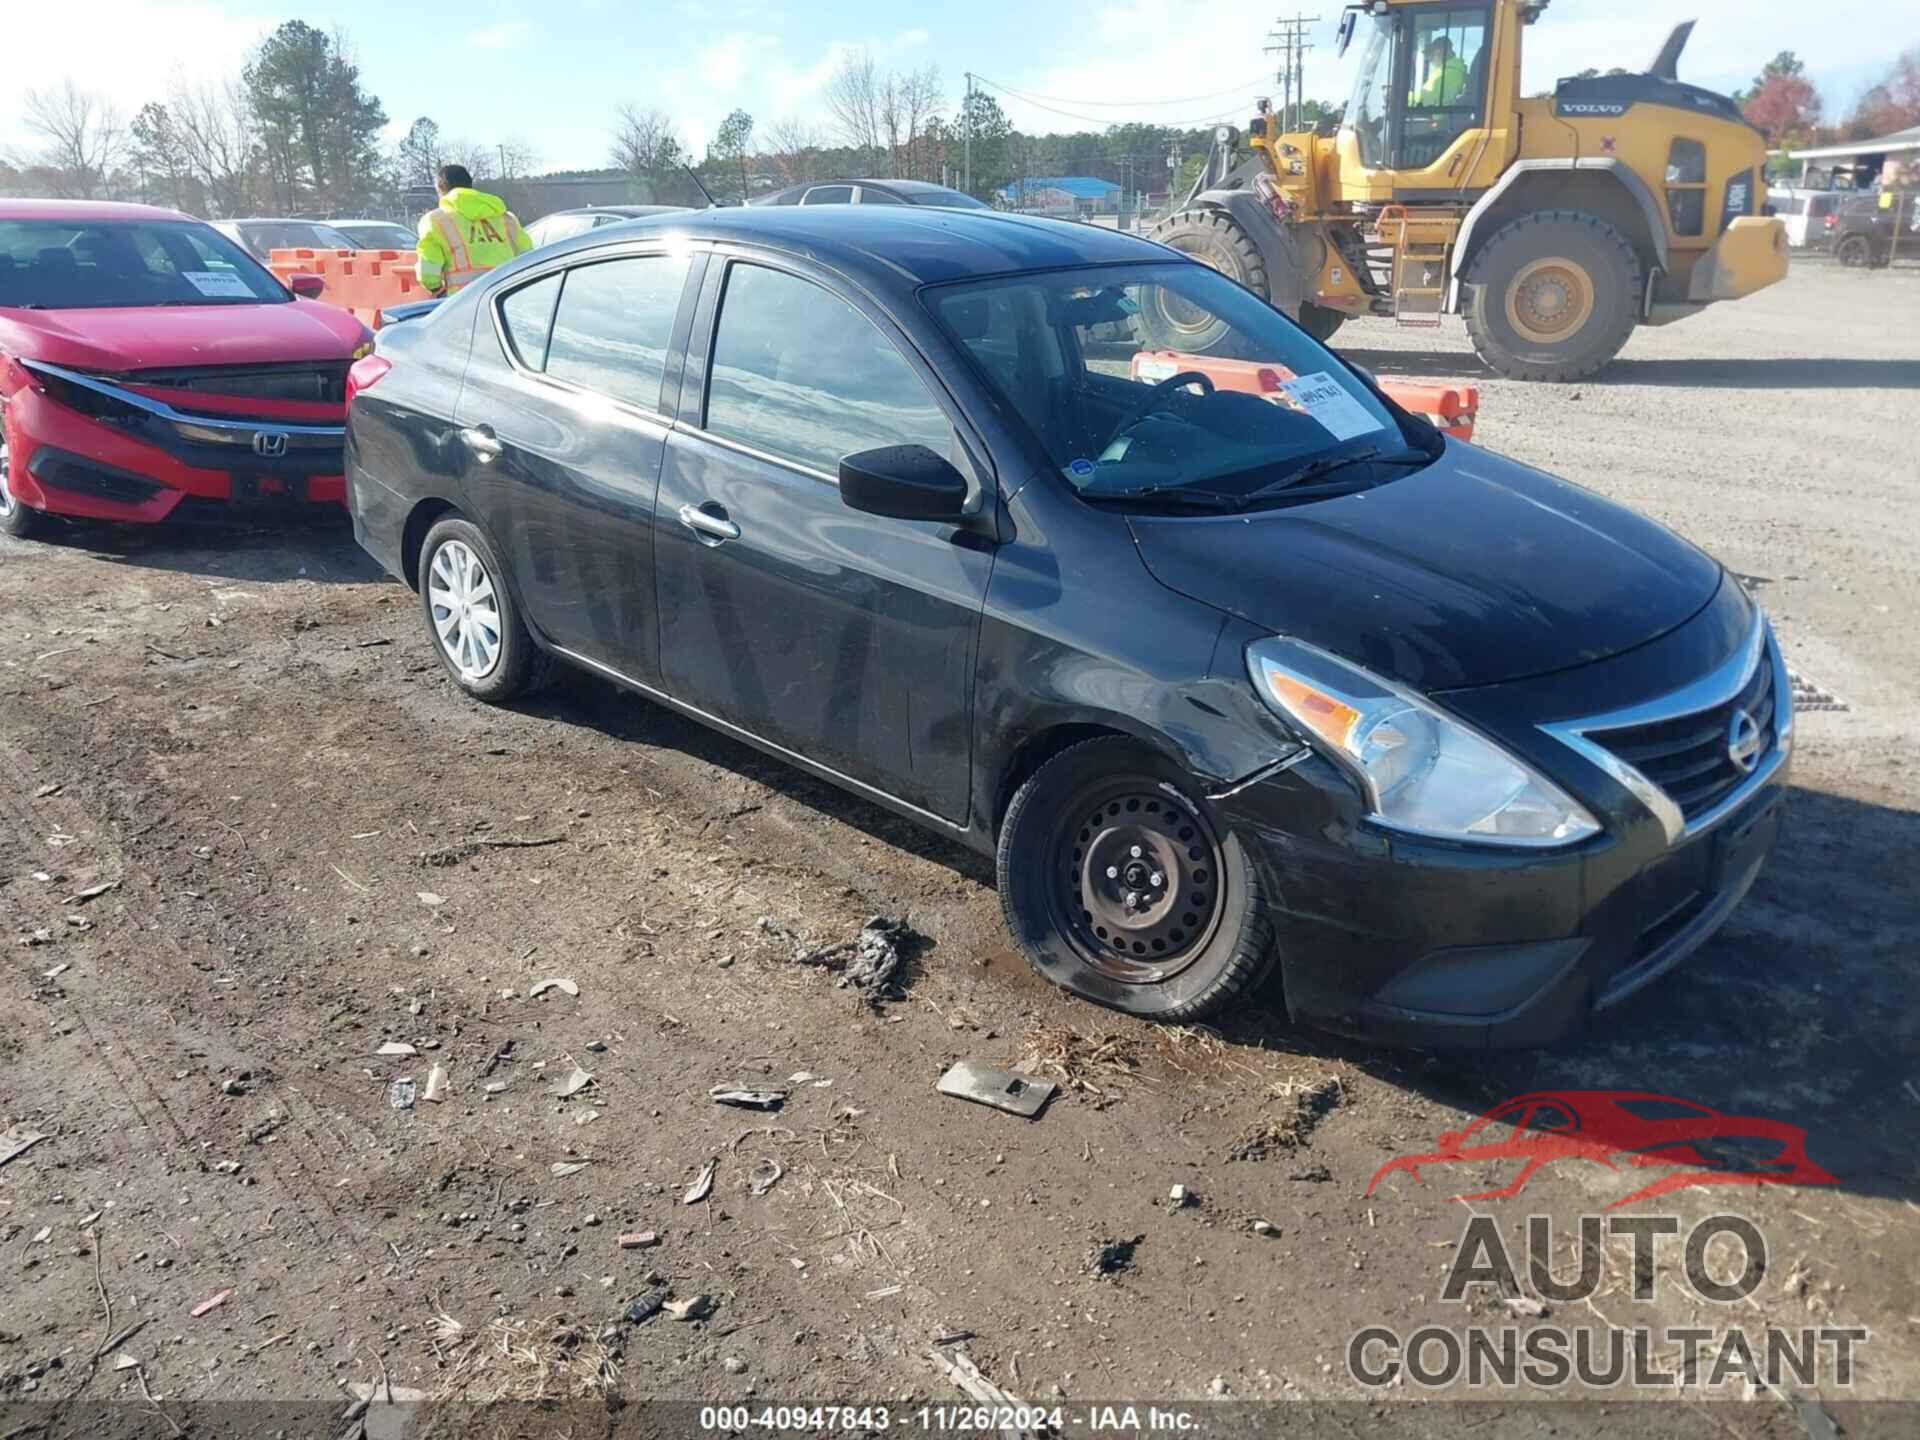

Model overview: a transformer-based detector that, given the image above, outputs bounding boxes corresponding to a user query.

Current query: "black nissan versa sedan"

[342,206,1792,1048]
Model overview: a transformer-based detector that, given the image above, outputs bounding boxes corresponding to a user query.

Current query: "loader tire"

[1462,210,1641,383]
[1141,208,1270,352]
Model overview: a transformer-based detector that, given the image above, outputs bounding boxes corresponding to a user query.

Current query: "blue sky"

[3,1,1903,170]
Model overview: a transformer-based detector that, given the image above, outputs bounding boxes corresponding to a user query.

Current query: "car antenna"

[682,164,722,209]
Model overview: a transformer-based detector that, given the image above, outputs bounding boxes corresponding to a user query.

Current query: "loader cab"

[1336,0,1524,200]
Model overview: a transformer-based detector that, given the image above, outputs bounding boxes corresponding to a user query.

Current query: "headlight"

[1246,637,1600,847]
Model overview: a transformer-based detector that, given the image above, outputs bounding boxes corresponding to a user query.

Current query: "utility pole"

[1265,13,1321,132]
[964,71,974,195]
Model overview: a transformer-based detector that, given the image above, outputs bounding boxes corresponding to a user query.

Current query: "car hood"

[1129,442,1723,691]
[0,300,366,374]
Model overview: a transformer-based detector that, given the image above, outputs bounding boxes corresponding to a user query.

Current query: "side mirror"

[839,444,969,522]
[1335,9,1357,57]
[287,272,327,299]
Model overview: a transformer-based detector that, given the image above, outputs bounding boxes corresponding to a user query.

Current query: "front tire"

[997,737,1277,1022]
[0,431,51,541]
[1140,208,1270,352]
[417,516,547,703]
[1462,210,1641,382]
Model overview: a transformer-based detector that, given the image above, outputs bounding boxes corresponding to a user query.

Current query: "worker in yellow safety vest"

[415,163,532,297]
[1411,37,1470,108]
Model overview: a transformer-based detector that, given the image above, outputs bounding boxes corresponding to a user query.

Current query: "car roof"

[554,204,1175,289]
[220,217,349,227]
[0,198,195,224]
[543,205,689,220]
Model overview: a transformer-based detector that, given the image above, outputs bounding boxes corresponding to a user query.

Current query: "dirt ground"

[3,262,1917,1438]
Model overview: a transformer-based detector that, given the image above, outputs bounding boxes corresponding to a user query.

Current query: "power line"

[973,73,1277,110]
[971,76,1256,132]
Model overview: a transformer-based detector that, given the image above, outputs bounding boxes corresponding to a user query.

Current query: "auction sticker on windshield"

[183,269,254,298]
[1279,371,1387,442]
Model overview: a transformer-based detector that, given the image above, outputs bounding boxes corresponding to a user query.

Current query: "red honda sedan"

[0,199,372,537]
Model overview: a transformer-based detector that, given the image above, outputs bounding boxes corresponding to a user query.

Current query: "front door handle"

[460,425,504,461]
[678,503,741,543]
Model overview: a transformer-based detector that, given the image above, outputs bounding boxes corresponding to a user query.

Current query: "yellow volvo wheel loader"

[1145,2,1790,381]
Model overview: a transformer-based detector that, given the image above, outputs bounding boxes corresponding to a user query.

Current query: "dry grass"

[1014,1022,1146,1105]
[1226,1074,1345,1161]
[433,1314,620,1405]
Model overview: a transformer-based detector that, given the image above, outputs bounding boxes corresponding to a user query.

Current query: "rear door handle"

[678,503,741,543]
[460,425,503,461]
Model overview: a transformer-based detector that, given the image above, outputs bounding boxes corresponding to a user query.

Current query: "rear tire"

[1140,208,1270,352]
[996,736,1277,1022]
[1835,234,1872,268]
[417,516,550,703]
[1463,209,1641,382]
[0,433,51,541]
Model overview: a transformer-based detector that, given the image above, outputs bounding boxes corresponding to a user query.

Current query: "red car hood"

[0,299,366,374]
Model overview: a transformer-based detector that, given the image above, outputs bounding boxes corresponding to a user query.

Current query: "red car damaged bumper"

[3,359,346,524]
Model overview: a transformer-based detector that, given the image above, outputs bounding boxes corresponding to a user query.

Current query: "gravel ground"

[1,263,1916,1437]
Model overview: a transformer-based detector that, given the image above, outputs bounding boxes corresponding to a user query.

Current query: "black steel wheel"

[997,736,1277,1021]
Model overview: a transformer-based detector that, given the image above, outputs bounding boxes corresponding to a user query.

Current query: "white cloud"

[0,2,272,151]
[469,21,532,52]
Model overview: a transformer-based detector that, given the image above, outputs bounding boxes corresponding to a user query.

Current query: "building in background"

[996,175,1123,217]
[1785,124,1920,191]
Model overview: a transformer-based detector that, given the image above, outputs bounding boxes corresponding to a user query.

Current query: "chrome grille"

[1588,656,1775,822]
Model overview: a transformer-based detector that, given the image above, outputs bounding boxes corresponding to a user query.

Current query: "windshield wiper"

[1080,484,1248,512]
[1236,446,1427,505]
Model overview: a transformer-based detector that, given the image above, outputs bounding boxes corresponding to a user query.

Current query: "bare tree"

[610,104,687,178]
[18,81,126,199]
[169,81,262,218]
[763,117,826,184]
[823,49,884,171]
[900,66,944,181]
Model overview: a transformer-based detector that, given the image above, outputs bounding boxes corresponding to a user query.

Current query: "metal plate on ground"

[1788,668,1850,713]
[937,1061,1058,1119]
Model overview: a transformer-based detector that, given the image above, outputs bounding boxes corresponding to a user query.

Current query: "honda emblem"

[252,430,289,458]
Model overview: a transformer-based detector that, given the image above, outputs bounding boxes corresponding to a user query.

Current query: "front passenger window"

[704,262,952,477]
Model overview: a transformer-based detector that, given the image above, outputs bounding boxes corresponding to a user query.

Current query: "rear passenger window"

[498,273,562,370]
[704,262,952,477]
[544,254,692,412]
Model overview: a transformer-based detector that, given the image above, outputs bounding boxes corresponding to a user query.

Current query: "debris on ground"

[1251,1219,1278,1237]
[65,879,120,905]
[388,1078,417,1110]
[1089,1235,1143,1278]
[191,1290,232,1317]
[422,1064,448,1103]
[664,1294,715,1322]
[617,1231,658,1249]
[550,1066,594,1098]
[19,928,53,947]
[624,1286,669,1324]
[113,1354,141,1372]
[415,891,445,907]
[1168,1184,1193,1208]
[937,1060,1057,1119]
[710,1086,786,1110]
[34,782,62,798]
[1502,1296,1549,1319]
[1226,1075,1344,1161]
[926,1348,1048,1438]
[748,1158,783,1197]
[763,913,914,1004]
[722,1355,747,1374]
[683,1159,717,1204]
[220,1077,249,1097]
[527,977,579,999]
[0,1128,50,1169]
[42,962,70,980]
[550,1161,592,1178]
[376,1042,419,1058]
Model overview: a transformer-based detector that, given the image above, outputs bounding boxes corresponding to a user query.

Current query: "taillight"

[345,354,391,407]
[1824,214,1837,231]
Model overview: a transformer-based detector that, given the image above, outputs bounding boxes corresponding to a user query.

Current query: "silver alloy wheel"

[426,539,503,681]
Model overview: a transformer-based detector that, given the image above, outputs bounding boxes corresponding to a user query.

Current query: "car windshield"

[235,221,356,256]
[0,219,291,309]
[337,223,416,249]
[928,263,1420,509]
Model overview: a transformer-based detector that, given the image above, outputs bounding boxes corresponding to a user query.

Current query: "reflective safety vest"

[415,189,532,295]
